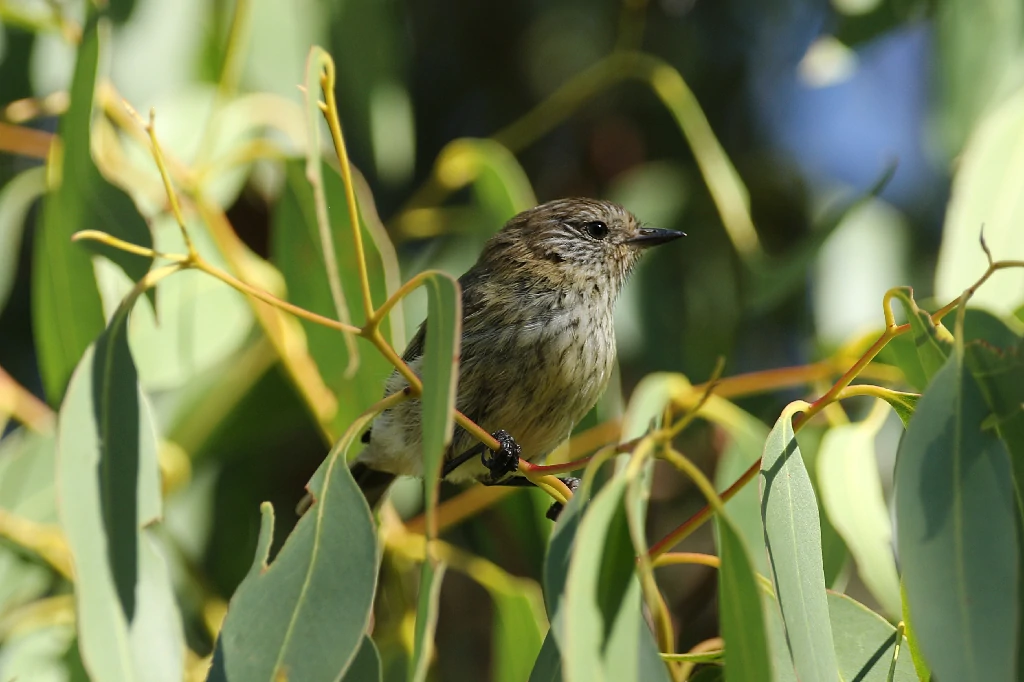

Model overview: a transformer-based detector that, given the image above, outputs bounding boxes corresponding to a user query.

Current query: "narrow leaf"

[33,14,153,403]
[759,402,840,682]
[493,588,546,682]
[419,271,461,531]
[56,290,183,682]
[816,419,902,616]
[410,561,447,682]
[717,516,771,682]
[0,166,45,315]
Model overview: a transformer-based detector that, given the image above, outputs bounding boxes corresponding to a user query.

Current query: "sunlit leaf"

[766,591,917,681]
[56,288,184,682]
[493,588,546,682]
[0,166,45,315]
[900,580,932,682]
[895,351,1018,681]
[759,402,839,682]
[708,396,772,577]
[934,2,1024,158]
[936,82,1024,314]
[32,13,147,403]
[93,215,253,392]
[561,474,669,682]
[816,418,901,617]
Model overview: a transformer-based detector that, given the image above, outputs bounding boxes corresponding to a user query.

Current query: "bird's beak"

[627,227,686,247]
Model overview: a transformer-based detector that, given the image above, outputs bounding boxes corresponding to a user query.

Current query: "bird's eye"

[583,221,608,239]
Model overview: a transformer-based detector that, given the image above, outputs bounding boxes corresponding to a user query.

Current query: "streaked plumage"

[355,198,682,491]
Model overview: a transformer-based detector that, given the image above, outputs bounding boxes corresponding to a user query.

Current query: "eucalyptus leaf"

[895,352,1018,681]
[207,413,379,682]
[816,421,901,616]
[0,166,45,316]
[56,287,183,682]
[759,403,839,682]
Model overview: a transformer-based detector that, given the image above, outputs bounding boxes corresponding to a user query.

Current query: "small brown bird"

[351,197,684,507]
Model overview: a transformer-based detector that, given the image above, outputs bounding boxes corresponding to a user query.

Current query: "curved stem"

[320,60,375,319]
[191,258,361,335]
[653,552,721,569]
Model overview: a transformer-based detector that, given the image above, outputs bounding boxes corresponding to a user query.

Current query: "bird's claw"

[545,477,580,521]
[482,430,521,481]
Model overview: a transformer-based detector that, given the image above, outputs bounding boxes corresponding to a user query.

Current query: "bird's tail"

[296,462,397,516]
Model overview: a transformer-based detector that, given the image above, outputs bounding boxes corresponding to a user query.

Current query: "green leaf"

[899,580,931,682]
[890,287,954,382]
[419,271,461,522]
[436,138,536,226]
[94,216,253,392]
[32,15,104,405]
[935,82,1024,314]
[405,271,461,682]
[561,474,669,682]
[962,307,1024,346]
[708,396,772,577]
[895,351,1018,681]
[492,589,546,682]
[816,420,902,617]
[873,389,919,428]
[272,161,397,435]
[827,592,918,681]
[964,338,1024,519]
[759,402,839,682]
[934,2,1024,157]
[341,636,382,682]
[207,415,379,681]
[0,622,78,682]
[877,333,928,391]
[0,166,45,315]
[0,429,57,523]
[716,516,771,682]
[56,289,184,682]
[528,631,562,682]
[794,427,849,590]
[766,592,917,682]
[33,14,154,404]
[410,561,446,682]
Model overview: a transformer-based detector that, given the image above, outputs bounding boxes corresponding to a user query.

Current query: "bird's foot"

[545,477,581,521]
[481,430,521,481]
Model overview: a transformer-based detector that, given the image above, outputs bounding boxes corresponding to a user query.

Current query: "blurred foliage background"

[1,0,1023,679]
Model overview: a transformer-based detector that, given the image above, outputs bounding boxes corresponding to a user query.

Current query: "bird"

[349,197,684,511]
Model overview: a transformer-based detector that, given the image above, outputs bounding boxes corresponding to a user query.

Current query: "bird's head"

[477,198,684,294]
